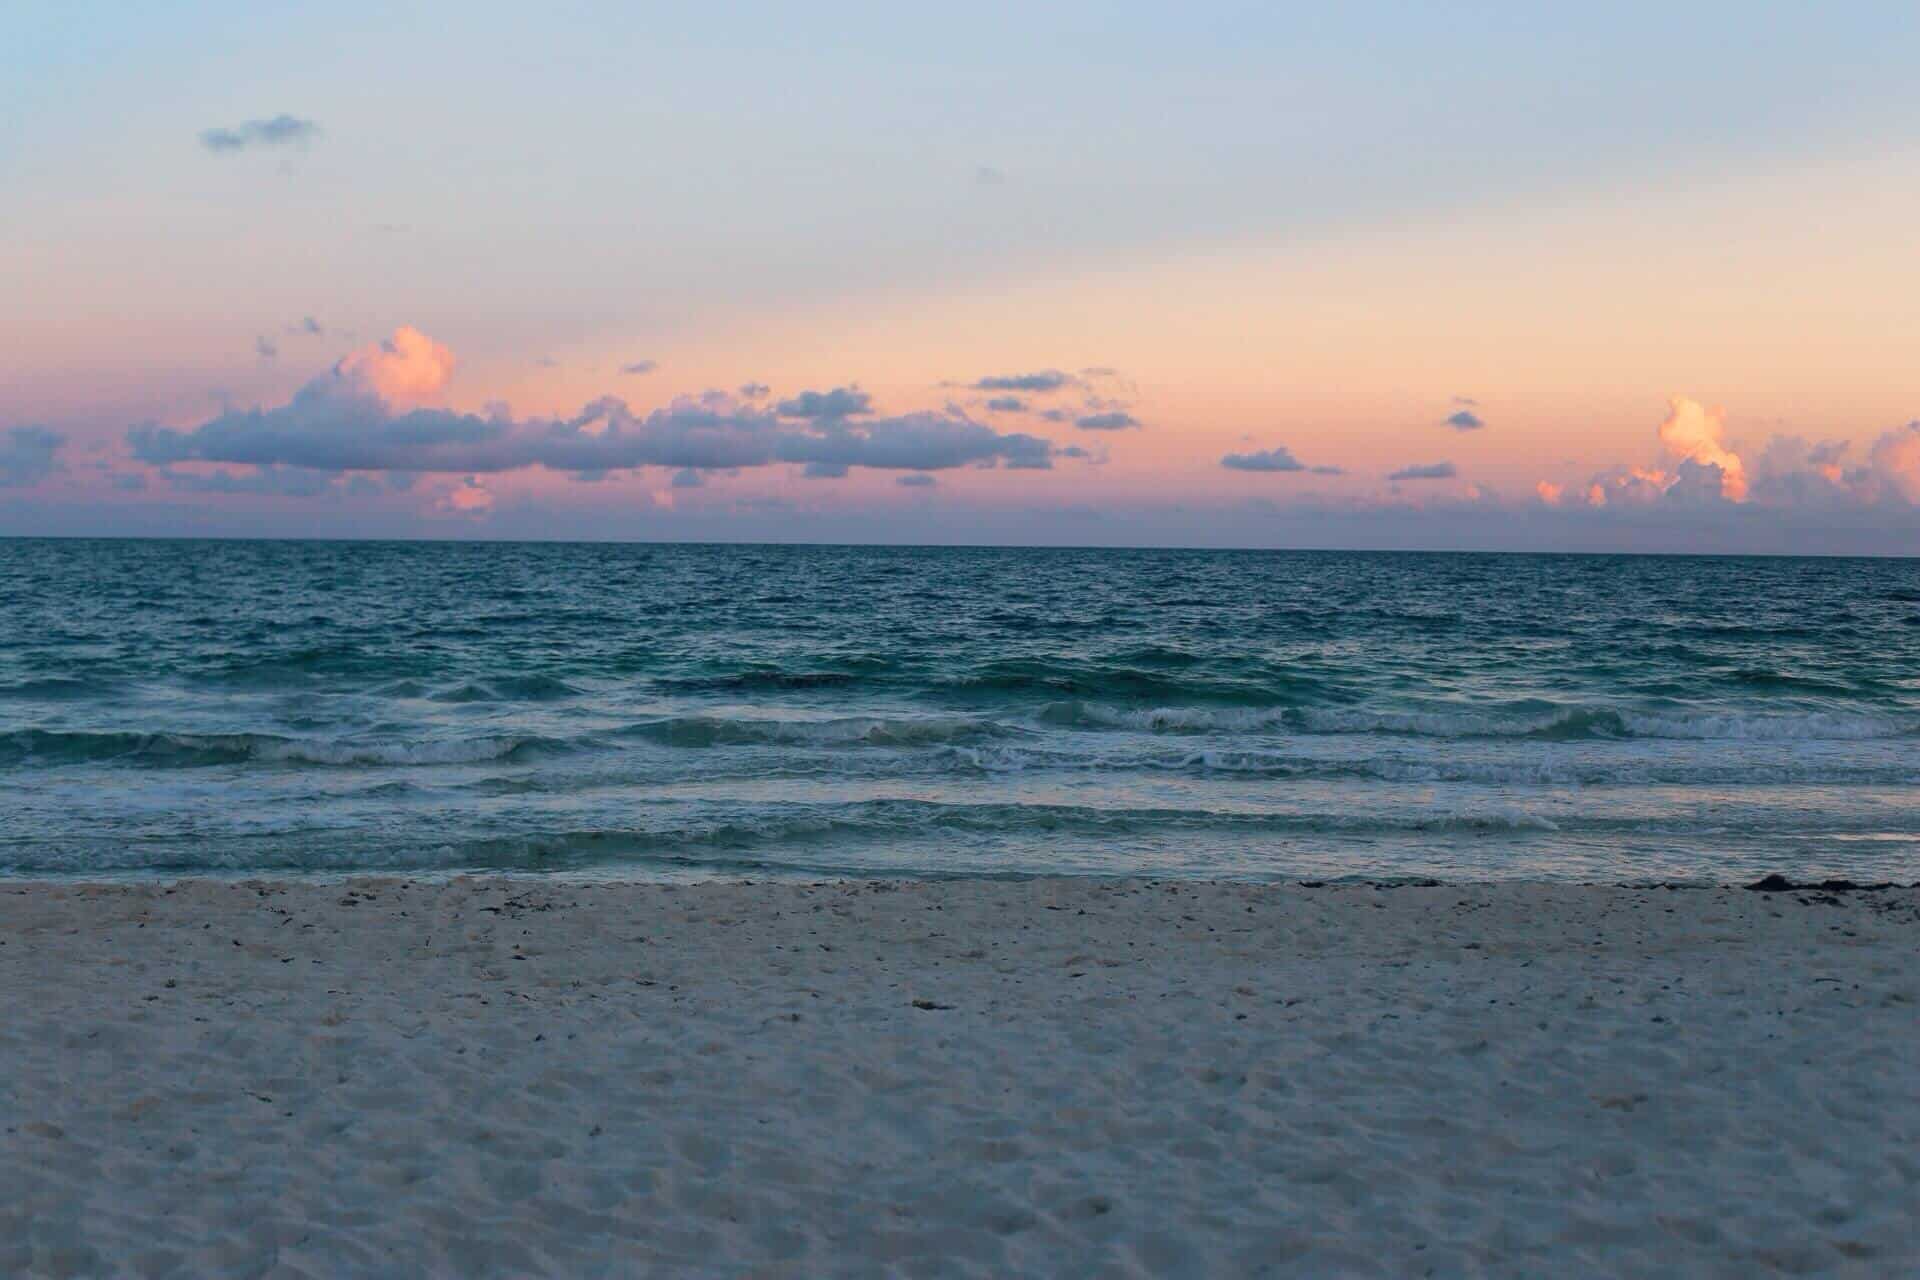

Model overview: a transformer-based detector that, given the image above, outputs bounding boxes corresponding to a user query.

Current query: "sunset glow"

[6,4,1920,553]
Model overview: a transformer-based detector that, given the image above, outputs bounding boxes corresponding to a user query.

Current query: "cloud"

[1806,440,1849,468]
[975,166,1007,185]
[1221,446,1306,473]
[127,328,1058,480]
[1081,367,1119,378]
[1444,410,1485,430]
[534,356,559,369]
[984,397,1026,413]
[1656,397,1747,500]
[1536,415,1920,519]
[0,426,65,486]
[1075,411,1140,430]
[335,325,458,403]
[163,466,336,497]
[1220,445,1344,475]
[255,336,278,359]
[435,477,494,516]
[670,467,705,489]
[1538,396,1770,510]
[897,473,936,487]
[738,382,770,399]
[972,371,1071,393]
[802,461,849,479]
[776,387,871,420]
[200,114,320,152]
[1453,395,1479,407]
[622,360,658,375]
[1869,423,1920,503]
[1389,462,1457,480]
[292,316,324,336]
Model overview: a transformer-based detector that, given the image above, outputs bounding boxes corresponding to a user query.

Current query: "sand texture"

[1,877,1916,1277]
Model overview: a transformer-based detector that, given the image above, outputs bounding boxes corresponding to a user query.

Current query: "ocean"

[2,539,1917,882]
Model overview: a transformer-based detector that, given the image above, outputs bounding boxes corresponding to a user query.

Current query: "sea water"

[3,539,1917,882]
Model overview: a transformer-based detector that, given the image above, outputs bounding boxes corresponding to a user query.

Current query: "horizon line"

[2,533,1914,562]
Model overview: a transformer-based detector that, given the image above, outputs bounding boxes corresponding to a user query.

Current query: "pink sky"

[6,7,1920,551]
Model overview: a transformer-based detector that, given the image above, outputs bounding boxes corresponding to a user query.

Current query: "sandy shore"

[1,877,1915,1277]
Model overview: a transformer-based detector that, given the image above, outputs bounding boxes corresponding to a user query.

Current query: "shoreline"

[5,877,1916,1276]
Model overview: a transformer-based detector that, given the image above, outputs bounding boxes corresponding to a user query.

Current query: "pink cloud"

[1538,399,1920,513]
[434,476,494,516]
[334,326,457,405]
[1869,422,1920,503]
[1655,397,1747,501]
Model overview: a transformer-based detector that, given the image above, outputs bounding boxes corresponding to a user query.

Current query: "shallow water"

[3,539,1918,881]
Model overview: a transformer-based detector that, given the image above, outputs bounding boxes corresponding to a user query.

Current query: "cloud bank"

[1533,396,1920,519]
[126,329,1059,485]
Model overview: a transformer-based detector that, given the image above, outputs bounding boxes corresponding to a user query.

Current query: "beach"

[2,877,1914,1277]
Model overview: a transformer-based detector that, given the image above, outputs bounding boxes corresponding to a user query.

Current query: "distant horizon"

[5,532,1916,562]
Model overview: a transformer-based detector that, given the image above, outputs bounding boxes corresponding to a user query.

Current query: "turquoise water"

[3,539,1918,882]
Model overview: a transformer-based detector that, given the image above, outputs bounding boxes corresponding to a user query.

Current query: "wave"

[1037,700,1916,742]
[932,743,1920,786]
[935,658,1325,705]
[654,657,901,694]
[191,644,428,687]
[0,799,1584,874]
[0,728,559,768]
[615,714,1013,749]
[6,698,1913,777]
[0,677,115,701]
[425,675,583,703]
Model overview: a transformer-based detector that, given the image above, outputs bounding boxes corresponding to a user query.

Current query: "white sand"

[1,877,1915,1278]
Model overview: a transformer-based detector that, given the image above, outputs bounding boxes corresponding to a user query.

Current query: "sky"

[5,2,1920,553]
